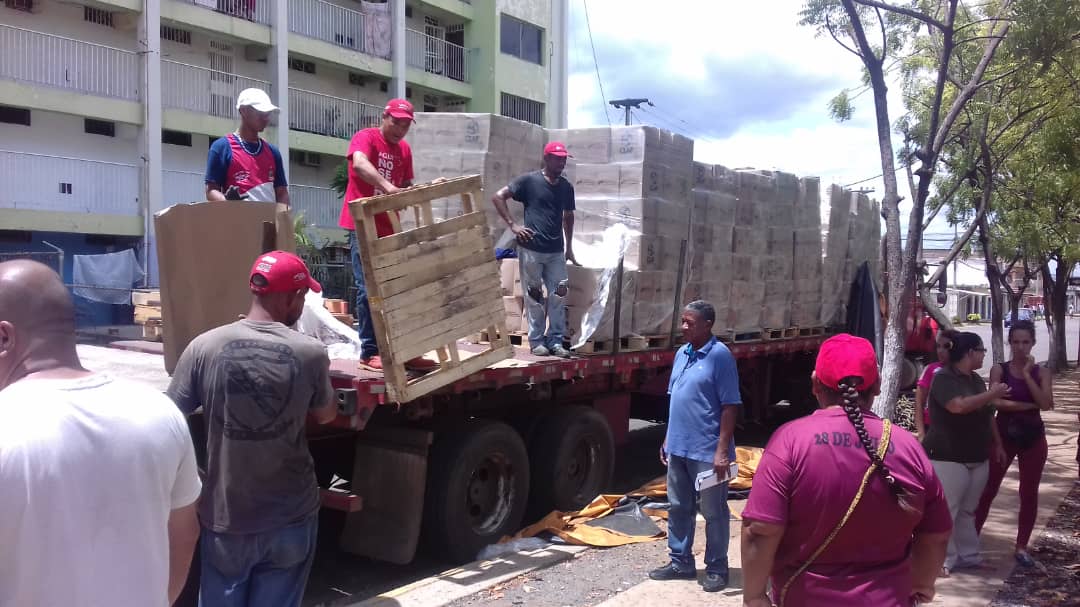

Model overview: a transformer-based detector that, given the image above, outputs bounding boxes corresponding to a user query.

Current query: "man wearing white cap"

[205,88,289,204]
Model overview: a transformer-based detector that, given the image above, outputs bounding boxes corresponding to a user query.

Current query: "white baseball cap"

[236,88,279,112]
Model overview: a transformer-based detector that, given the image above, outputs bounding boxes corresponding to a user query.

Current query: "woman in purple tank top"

[974,320,1053,567]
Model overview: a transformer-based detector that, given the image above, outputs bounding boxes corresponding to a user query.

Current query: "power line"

[581,0,610,126]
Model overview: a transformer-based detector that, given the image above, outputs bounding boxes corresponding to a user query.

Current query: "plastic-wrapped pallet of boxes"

[547,125,694,340]
[791,177,824,327]
[685,162,736,328]
[821,185,881,327]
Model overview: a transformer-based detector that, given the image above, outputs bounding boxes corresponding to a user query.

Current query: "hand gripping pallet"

[349,175,513,402]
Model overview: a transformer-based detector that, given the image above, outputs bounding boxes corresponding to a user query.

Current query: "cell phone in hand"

[695,462,740,491]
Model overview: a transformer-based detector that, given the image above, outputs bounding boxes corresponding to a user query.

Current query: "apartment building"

[0,0,567,289]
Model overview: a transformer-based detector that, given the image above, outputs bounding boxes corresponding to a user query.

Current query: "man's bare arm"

[205,182,227,202]
[167,501,200,605]
[351,152,399,194]
[275,186,290,206]
[492,186,533,242]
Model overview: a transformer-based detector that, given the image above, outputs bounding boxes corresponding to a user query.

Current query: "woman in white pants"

[922,332,1009,576]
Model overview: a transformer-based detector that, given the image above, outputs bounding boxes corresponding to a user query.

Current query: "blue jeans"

[666,455,730,576]
[349,231,378,359]
[518,248,568,349]
[198,514,319,607]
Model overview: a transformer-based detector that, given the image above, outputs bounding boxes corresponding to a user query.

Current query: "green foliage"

[331,160,349,197]
[828,89,856,121]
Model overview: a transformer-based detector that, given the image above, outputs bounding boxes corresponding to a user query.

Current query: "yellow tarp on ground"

[514,446,765,547]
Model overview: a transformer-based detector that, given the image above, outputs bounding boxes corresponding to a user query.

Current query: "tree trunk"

[978,217,1005,363]
[1043,259,1071,371]
[919,284,953,330]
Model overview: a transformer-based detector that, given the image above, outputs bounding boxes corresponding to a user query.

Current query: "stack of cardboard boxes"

[792,177,824,327]
[685,163,736,327]
[405,113,545,234]
[821,185,881,327]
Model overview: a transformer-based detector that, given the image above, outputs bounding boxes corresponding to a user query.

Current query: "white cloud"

[566,0,947,233]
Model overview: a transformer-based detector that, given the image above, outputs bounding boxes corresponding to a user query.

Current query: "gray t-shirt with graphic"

[167,319,334,534]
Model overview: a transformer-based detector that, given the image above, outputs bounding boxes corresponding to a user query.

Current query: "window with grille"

[84,6,113,27]
[161,25,192,45]
[0,105,30,126]
[500,93,544,126]
[289,58,316,74]
[84,119,116,137]
[499,14,542,65]
[4,0,33,12]
[162,130,193,147]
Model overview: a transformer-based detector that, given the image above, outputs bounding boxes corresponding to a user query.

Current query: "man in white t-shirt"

[0,260,202,607]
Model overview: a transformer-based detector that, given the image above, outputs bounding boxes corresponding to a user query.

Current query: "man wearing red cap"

[168,251,337,607]
[338,98,435,371]
[491,141,579,357]
[741,334,952,607]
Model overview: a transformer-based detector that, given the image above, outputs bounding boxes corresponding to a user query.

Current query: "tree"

[801,0,1016,418]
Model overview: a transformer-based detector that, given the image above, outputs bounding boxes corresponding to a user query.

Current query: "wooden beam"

[390,303,505,362]
[389,344,513,402]
[371,211,486,257]
[352,176,483,217]
[371,224,489,270]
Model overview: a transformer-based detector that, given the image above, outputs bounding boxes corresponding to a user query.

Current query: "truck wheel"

[530,406,615,515]
[424,421,530,563]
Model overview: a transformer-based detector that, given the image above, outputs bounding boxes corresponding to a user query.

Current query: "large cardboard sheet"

[154,201,295,374]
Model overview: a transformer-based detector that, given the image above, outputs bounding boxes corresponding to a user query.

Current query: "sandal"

[1015,551,1037,568]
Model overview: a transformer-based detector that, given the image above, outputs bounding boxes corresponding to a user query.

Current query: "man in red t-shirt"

[339,98,434,372]
[741,335,952,607]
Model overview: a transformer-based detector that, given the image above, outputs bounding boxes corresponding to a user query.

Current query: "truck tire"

[529,406,615,515]
[424,421,530,563]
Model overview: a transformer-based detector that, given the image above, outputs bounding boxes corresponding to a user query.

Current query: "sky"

[564,0,954,241]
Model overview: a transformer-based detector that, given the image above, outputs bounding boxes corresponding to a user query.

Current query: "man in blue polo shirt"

[650,300,741,593]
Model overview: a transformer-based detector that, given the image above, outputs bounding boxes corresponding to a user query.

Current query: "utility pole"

[609,98,652,126]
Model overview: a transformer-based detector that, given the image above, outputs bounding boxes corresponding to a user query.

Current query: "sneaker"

[701,572,728,592]
[531,345,551,356]
[1015,551,1037,568]
[360,355,383,371]
[405,356,439,371]
[549,345,571,358]
[648,563,696,581]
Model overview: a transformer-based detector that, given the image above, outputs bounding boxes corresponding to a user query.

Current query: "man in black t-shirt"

[492,141,579,357]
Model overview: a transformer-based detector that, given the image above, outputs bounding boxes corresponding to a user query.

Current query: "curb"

[348,544,588,607]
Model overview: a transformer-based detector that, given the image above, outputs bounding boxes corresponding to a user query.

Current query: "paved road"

[963,316,1078,367]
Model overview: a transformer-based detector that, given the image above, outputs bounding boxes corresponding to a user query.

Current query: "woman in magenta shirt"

[974,320,1053,567]
[741,334,952,607]
[914,330,956,441]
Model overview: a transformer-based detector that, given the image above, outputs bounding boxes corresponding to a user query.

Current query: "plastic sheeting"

[512,446,765,548]
[73,249,144,305]
[296,290,364,360]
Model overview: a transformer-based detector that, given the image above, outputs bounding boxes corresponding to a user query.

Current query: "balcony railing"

[182,0,272,26]
[163,170,208,205]
[289,88,381,139]
[163,60,271,119]
[0,151,140,216]
[289,0,366,53]
[0,24,139,100]
[291,184,339,228]
[406,28,468,83]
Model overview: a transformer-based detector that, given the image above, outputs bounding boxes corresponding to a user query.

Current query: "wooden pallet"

[729,329,763,343]
[764,327,799,340]
[349,175,513,402]
[332,313,355,326]
[142,321,163,342]
[797,325,827,337]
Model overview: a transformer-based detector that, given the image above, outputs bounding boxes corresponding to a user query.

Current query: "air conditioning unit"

[348,72,365,86]
[297,152,322,167]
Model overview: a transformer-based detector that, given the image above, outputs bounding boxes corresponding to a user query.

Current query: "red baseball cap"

[815,334,879,390]
[384,98,415,121]
[543,141,572,157]
[249,251,322,294]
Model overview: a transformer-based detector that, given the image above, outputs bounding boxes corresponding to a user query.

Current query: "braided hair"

[836,377,920,517]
